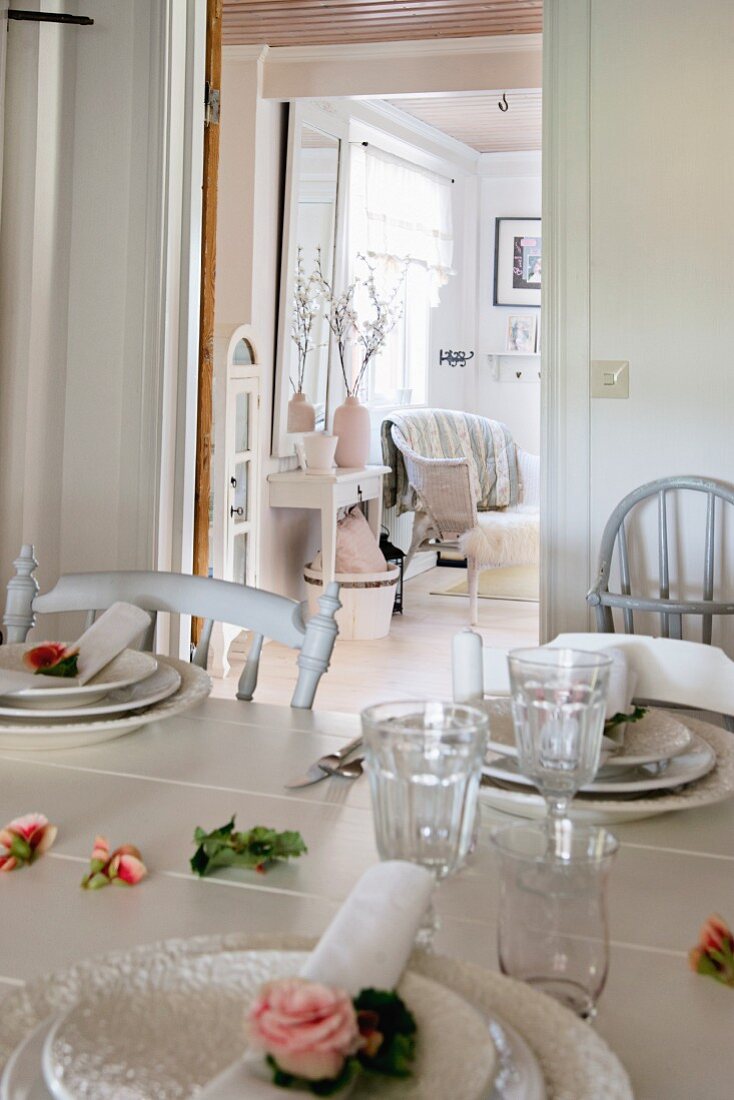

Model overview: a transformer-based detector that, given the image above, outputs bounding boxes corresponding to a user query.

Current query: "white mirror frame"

[271,101,350,458]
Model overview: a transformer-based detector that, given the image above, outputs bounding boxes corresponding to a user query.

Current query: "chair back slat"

[657,489,670,636]
[703,492,715,644]
[617,522,634,634]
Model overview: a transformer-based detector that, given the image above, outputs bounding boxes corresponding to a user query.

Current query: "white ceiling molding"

[262,32,542,64]
[355,98,481,169]
[222,44,270,61]
[260,35,542,100]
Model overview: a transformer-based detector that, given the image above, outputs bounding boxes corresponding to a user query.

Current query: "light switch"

[591,360,629,399]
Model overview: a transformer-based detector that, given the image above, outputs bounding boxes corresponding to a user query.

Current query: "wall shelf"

[486,351,541,382]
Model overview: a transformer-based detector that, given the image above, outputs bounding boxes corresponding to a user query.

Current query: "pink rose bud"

[109,850,147,885]
[699,915,733,955]
[246,978,362,1082]
[91,836,110,864]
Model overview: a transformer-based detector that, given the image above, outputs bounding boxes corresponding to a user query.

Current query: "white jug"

[295,432,338,475]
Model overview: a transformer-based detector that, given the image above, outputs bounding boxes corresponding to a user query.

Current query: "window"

[349,145,453,407]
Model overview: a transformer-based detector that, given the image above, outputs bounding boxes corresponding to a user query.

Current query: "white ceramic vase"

[333,395,370,468]
[287,391,315,433]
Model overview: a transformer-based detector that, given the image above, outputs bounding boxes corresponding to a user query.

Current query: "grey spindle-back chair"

[2,545,341,709]
[587,477,734,644]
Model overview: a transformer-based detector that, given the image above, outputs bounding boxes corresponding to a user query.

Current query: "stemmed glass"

[507,648,612,826]
[361,700,489,948]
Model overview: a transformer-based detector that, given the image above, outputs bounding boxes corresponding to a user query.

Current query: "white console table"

[267,465,391,584]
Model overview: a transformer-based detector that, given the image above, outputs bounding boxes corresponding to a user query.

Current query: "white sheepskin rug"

[459,507,540,567]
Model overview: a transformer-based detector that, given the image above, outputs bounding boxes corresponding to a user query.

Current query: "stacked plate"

[0,644,211,751]
[480,701,734,823]
[0,936,633,1099]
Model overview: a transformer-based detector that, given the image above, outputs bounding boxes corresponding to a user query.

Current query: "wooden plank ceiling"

[388,89,542,152]
[222,1,543,47]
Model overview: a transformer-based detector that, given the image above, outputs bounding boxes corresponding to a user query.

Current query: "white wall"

[217,53,320,600]
[473,153,541,454]
[545,0,734,648]
[0,0,173,603]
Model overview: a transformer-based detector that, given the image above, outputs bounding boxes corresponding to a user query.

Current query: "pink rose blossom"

[247,978,362,1082]
[0,813,57,872]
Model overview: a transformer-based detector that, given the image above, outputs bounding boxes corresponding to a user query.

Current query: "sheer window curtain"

[350,144,454,305]
[349,145,454,406]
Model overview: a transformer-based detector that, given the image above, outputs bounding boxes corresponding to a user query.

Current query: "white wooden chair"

[452,628,734,727]
[399,442,540,625]
[587,476,734,642]
[2,545,340,709]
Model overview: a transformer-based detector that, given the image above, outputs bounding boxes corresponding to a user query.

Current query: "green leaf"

[354,989,416,1078]
[9,835,32,863]
[604,706,647,732]
[190,817,307,877]
[81,871,110,890]
[35,652,79,678]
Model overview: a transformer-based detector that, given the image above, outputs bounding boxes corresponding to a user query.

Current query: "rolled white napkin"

[0,668,43,696]
[200,861,434,1099]
[75,602,152,684]
[603,646,638,720]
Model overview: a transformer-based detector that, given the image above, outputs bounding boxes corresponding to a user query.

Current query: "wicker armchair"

[397,437,539,624]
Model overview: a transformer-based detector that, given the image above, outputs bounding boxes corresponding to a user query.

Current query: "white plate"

[0,658,210,750]
[0,663,181,720]
[0,646,157,708]
[0,1017,52,1100]
[41,958,497,1100]
[0,1012,545,1100]
[480,719,734,823]
[0,935,628,1100]
[484,700,693,767]
[483,731,716,794]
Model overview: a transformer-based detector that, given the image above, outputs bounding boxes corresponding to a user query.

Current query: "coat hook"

[516,370,522,379]
[498,93,509,112]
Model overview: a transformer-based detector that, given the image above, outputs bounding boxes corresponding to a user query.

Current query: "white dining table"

[1,696,733,1100]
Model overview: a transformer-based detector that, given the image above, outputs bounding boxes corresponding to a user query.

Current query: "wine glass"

[492,819,619,1019]
[507,648,612,825]
[361,700,489,948]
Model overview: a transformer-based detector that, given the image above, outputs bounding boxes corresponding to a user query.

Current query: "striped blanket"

[381,409,519,515]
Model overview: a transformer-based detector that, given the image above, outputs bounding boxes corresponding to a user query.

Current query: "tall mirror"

[272,105,346,457]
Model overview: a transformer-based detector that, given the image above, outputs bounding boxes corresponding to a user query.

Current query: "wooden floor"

[211,566,539,713]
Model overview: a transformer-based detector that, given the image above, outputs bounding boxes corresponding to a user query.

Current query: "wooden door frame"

[193,0,222,593]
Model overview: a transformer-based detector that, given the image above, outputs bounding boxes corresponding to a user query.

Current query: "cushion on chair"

[459,508,540,568]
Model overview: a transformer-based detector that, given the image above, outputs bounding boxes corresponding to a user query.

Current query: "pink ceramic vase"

[287,392,316,433]
[333,395,371,468]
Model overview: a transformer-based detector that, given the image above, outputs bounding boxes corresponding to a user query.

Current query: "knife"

[284,735,363,789]
[284,763,333,789]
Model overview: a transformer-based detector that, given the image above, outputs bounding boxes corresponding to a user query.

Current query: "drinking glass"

[361,700,489,947]
[491,820,619,1019]
[508,648,612,823]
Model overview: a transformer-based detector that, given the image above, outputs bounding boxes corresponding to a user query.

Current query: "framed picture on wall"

[494,217,541,307]
[506,315,537,353]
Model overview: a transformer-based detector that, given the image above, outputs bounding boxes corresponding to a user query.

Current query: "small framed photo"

[507,315,537,353]
[494,217,541,307]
